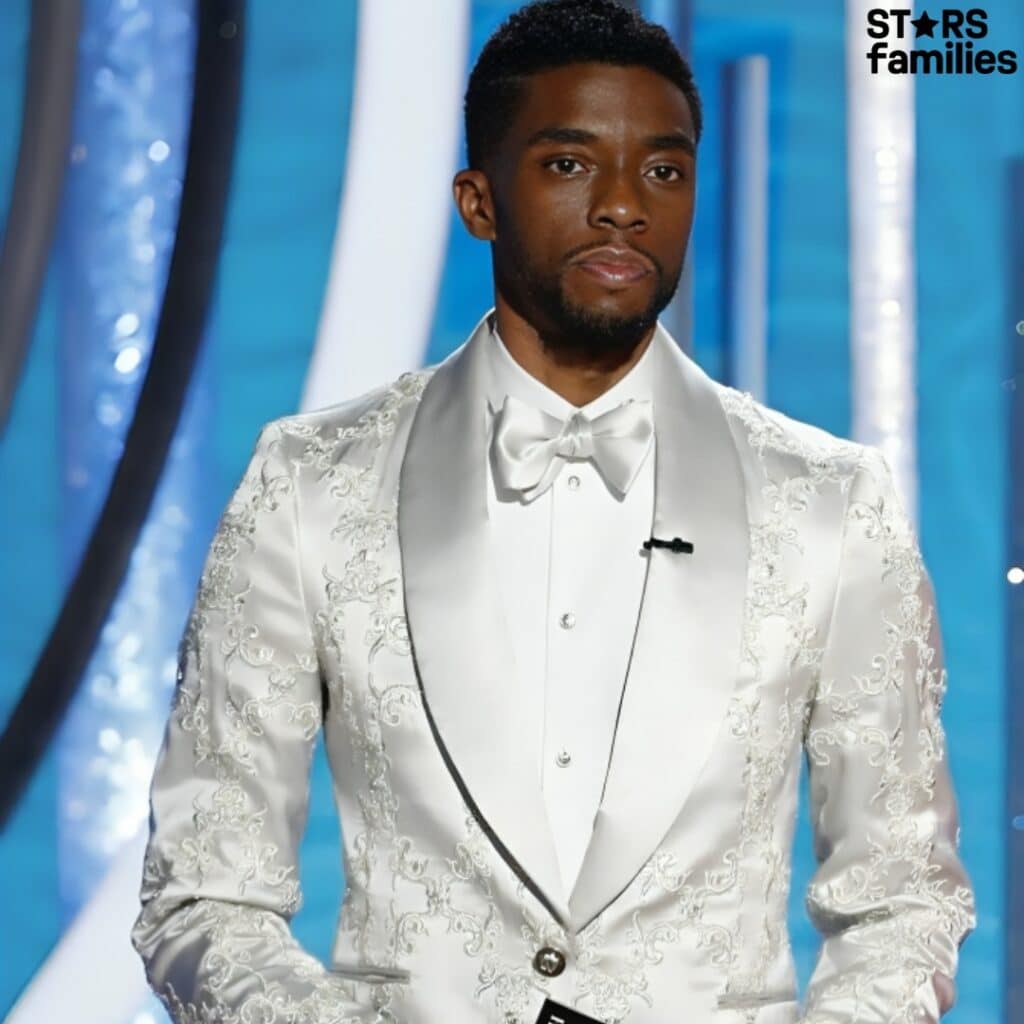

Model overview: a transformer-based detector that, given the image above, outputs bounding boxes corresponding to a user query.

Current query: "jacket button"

[532,946,567,977]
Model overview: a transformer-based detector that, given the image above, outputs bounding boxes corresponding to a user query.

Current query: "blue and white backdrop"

[0,1,1019,1021]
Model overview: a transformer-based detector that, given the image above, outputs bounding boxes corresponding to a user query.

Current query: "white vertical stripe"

[846,0,919,521]
[727,56,769,401]
[301,0,472,412]
[5,828,151,1024]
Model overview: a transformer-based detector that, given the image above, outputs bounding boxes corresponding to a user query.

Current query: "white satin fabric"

[132,310,975,1024]
[483,322,656,898]
[491,393,655,502]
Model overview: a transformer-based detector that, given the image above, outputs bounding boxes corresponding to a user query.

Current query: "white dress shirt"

[483,317,656,893]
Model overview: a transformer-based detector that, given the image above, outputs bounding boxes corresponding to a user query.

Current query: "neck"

[493,293,656,407]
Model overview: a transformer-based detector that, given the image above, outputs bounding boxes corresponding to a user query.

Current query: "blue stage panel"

[915,3,1023,1017]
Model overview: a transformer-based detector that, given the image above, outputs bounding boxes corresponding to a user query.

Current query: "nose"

[588,167,648,232]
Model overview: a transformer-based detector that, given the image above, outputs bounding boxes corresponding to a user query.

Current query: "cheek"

[502,203,572,268]
[652,185,696,220]
[494,222,564,290]
[652,202,696,258]
[510,173,589,226]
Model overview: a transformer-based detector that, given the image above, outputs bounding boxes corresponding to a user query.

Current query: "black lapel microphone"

[535,997,606,1024]
[643,535,694,554]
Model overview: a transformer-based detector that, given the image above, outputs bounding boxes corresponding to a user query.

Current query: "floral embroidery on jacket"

[132,371,974,1024]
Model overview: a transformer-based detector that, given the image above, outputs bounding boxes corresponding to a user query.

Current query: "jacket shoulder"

[716,383,869,479]
[256,367,438,461]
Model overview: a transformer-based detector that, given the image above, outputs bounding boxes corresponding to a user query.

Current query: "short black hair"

[464,0,703,171]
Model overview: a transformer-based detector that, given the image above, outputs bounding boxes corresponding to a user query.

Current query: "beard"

[494,236,683,367]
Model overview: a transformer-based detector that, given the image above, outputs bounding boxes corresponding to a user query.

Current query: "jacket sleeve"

[799,446,976,1023]
[131,421,380,1024]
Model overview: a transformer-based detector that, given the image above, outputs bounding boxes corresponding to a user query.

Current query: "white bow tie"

[490,393,654,502]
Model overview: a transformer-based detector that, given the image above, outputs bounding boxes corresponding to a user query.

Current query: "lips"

[572,245,653,286]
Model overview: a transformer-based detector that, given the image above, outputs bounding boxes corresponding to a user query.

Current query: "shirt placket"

[543,456,600,890]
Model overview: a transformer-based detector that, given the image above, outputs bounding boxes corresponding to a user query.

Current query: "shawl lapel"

[398,313,749,934]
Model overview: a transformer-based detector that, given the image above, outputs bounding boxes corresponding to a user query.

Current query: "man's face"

[485,62,697,363]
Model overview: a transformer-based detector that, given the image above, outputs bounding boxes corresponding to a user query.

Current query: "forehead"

[507,62,694,144]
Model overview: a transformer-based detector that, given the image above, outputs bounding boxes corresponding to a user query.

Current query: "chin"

[567,286,656,323]
[541,299,658,363]
[571,283,662,325]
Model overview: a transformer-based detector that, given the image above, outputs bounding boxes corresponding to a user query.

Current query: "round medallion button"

[555,748,571,767]
[532,946,567,977]
[558,611,576,630]
[567,474,581,490]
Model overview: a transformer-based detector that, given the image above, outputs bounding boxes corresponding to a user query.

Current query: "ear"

[453,169,497,242]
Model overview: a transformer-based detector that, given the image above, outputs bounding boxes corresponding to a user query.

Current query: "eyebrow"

[523,126,696,158]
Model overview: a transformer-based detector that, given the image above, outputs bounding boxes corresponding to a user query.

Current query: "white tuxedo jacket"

[132,312,975,1024]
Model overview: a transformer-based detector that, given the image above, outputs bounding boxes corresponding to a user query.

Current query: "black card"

[534,996,606,1024]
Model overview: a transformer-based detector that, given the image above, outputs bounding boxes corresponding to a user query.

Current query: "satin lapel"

[568,325,750,933]
[397,313,569,925]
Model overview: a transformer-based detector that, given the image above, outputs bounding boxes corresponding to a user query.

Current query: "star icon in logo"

[910,10,939,37]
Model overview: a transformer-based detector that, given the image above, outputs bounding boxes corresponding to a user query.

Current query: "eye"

[545,157,587,176]
[646,164,685,183]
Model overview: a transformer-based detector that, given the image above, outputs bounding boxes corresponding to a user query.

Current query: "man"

[131,2,975,1022]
